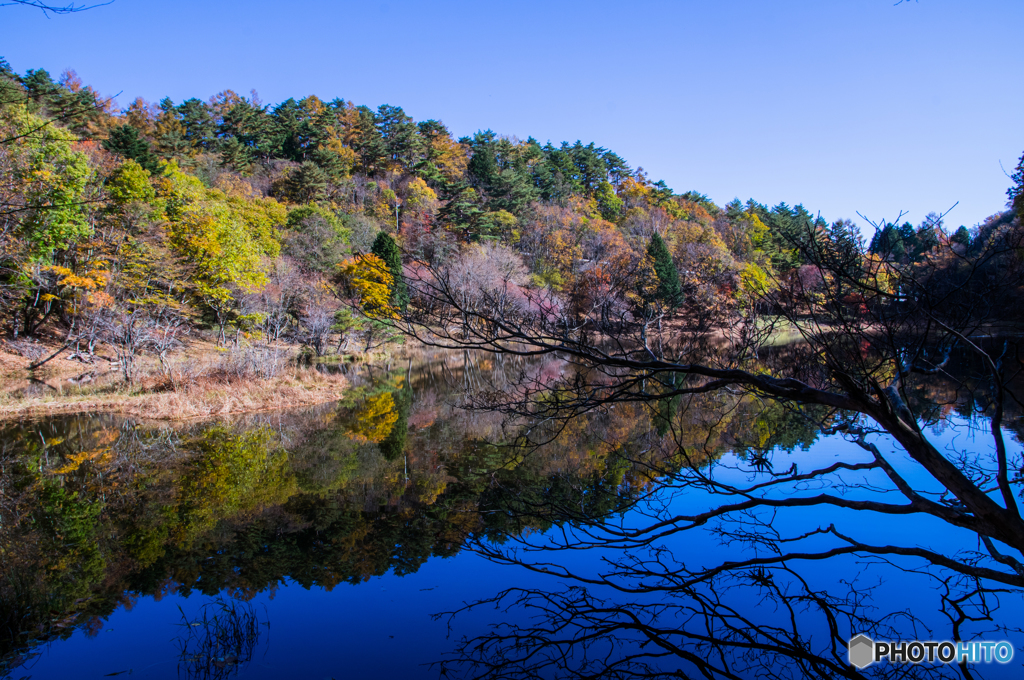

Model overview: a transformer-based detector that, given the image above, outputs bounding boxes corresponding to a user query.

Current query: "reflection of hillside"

[0,350,829,673]
[904,342,1024,442]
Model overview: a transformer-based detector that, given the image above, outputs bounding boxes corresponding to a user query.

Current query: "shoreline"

[0,337,351,421]
[0,370,348,421]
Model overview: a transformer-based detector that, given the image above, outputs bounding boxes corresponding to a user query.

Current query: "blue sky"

[3,0,1021,232]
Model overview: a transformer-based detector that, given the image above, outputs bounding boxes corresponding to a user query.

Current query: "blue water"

[20,553,514,679]
[5,347,1024,680]
[16,421,1024,680]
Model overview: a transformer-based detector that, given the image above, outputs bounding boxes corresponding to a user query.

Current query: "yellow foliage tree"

[345,392,399,443]
[736,262,773,307]
[157,161,285,341]
[339,253,395,317]
[862,253,896,294]
[427,134,469,183]
[402,177,438,214]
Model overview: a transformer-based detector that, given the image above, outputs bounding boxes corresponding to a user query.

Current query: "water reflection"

[437,343,1024,679]
[0,349,598,673]
[0,347,1021,678]
[175,599,268,680]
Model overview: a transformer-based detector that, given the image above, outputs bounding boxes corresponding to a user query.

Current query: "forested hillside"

[1,60,1021,377]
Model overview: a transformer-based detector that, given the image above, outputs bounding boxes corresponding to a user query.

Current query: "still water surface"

[2,349,1022,679]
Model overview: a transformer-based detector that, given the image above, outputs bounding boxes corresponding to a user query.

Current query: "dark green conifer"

[647,232,683,309]
[951,225,973,248]
[912,224,940,260]
[103,124,160,173]
[286,161,329,203]
[1008,150,1024,223]
[176,97,217,150]
[352,106,387,175]
[870,223,906,261]
[371,231,409,311]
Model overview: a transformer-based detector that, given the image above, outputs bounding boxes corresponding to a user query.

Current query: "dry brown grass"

[0,367,346,421]
[0,336,102,377]
[0,339,347,422]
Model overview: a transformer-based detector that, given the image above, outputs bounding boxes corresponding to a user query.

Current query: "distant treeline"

[1,59,1021,362]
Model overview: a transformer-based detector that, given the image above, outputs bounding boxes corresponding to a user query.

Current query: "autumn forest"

[4,21,1024,677]
[5,58,1021,391]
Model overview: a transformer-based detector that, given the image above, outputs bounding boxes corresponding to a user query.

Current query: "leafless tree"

[150,305,189,377]
[298,299,335,357]
[0,1,112,16]
[101,306,153,384]
[391,212,1024,678]
[257,260,303,343]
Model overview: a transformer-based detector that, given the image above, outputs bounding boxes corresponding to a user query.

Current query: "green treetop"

[1008,149,1024,223]
[647,232,683,309]
[371,231,409,311]
[103,124,160,174]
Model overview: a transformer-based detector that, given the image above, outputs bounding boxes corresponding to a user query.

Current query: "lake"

[2,347,1022,679]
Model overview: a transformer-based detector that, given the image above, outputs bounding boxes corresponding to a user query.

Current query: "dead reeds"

[0,347,346,421]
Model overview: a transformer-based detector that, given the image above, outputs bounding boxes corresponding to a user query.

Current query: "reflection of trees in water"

[429,354,1024,678]
[1,352,740,671]
[387,218,1024,678]
[4,332,1020,678]
[174,599,268,680]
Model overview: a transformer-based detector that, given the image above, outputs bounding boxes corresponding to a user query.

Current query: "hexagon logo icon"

[848,634,875,669]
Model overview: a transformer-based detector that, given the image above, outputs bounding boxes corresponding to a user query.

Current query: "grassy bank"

[0,368,347,421]
[0,338,348,421]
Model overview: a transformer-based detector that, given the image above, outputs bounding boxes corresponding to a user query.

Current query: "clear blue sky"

[3,0,1021,231]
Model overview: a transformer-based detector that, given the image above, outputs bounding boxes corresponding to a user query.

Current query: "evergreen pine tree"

[951,226,973,248]
[871,223,906,261]
[219,136,253,173]
[371,231,409,311]
[1008,150,1024,222]
[103,124,160,173]
[286,161,329,203]
[352,106,387,175]
[177,97,217,150]
[912,224,940,260]
[436,183,485,238]
[647,233,683,309]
